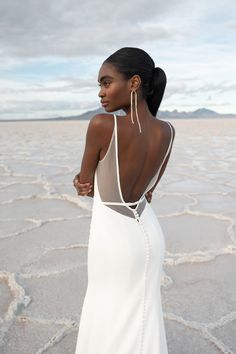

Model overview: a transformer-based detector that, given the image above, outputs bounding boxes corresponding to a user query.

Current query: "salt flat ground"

[0,118,235,354]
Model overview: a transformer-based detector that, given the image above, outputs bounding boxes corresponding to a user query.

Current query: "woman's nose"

[98,90,104,98]
[98,85,105,98]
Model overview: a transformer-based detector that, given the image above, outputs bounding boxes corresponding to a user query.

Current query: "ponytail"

[146,67,167,117]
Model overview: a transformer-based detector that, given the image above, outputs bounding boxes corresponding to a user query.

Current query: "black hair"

[103,47,166,117]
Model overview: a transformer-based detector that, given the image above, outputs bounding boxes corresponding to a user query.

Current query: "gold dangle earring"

[130,90,135,125]
[130,90,142,133]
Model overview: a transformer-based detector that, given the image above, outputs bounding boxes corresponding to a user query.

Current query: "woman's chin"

[103,106,112,112]
[102,104,120,113]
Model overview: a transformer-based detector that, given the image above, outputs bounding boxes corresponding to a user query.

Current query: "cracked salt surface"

[0,119,235,353]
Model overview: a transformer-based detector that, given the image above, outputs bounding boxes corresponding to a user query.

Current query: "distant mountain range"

[61,107,235,120]
[1,107,236,121]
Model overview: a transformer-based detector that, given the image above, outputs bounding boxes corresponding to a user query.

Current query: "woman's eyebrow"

[97,75,113,82]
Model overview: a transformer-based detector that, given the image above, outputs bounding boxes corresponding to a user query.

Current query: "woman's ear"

[130,74,141,91]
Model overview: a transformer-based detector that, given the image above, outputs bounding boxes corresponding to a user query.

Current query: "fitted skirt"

[75,183,168,354]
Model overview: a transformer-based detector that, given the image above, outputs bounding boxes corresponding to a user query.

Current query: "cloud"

[0,98,98,119]
[0,0,186,59]
[0,99,94,113]
[0,77,95,94]
[0,0,235,118]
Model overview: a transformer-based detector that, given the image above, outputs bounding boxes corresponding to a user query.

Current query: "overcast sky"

[0,0,235,119]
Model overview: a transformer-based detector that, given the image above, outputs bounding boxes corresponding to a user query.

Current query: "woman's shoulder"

[90,113,115,124]
[87,114,115,140]
[155,118,175,141]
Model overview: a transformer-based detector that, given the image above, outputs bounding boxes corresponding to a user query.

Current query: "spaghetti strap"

[114,113,128,204]
[113,113,117,131]
[143,120,174,193]
[162,121,174,162]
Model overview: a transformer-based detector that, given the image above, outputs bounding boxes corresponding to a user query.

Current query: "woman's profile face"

[97,63,130,112]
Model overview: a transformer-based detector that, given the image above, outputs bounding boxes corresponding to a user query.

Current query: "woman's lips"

[101,102,109,107]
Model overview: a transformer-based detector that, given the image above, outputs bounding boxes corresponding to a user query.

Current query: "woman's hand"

[73,173,93,196]
[73,172,151,201]
[145,191,153,203]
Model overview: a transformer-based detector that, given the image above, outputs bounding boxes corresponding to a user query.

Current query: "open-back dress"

[75,113,174,354]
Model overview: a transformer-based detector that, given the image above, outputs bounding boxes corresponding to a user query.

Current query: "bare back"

[99,114,175,202]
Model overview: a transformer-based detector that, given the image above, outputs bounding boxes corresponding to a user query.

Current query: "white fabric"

[75,115,171,353]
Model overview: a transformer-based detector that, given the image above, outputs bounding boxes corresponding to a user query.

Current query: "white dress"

[75,114,174,354]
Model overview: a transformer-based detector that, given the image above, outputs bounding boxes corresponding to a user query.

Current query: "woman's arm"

[73,115,104,197]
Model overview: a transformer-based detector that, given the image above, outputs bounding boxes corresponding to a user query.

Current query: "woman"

[73,47,175,354]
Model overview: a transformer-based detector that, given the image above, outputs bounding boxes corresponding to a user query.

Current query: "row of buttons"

[132,209,140,222]
[131,206,151,354]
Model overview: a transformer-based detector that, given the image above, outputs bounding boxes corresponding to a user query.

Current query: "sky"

[0,0,235,120]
